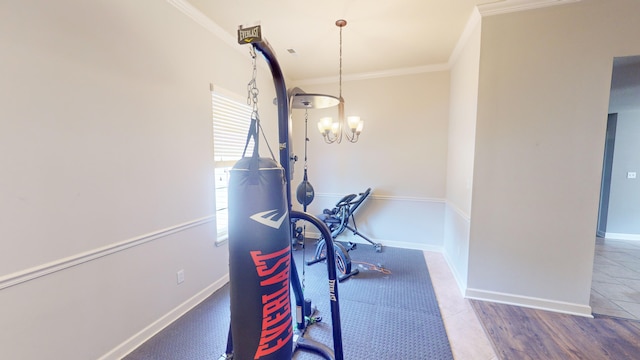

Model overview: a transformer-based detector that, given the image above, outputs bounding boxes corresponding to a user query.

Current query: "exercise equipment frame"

[220,26,344,360]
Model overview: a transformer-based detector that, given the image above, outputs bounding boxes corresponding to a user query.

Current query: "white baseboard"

[301,231,442,252]
[604,232,640,241]
[441,250,468,296]
[465,287,593,318]
[379,239,443,252]
[101,274,230,360]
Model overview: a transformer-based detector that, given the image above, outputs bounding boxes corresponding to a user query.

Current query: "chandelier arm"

[323,133,336,144]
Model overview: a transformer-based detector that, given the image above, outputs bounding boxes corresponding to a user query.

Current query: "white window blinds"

[212,87,254,246]
[212,90,254,168]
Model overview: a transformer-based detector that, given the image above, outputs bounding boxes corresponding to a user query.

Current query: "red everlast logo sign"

[249,245,292,359]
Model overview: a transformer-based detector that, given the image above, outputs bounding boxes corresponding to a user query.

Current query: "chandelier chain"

[304,109,309,170]
[339,25,343,99]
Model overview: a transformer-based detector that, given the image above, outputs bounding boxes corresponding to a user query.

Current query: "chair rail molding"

[0,215,215,291]
[315,192,446,204]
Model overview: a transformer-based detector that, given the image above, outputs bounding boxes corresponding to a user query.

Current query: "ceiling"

[169,2,640,110]
[186,0,499,82]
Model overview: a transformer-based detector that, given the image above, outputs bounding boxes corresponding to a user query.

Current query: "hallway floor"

[424,251,498,360]
[591,237,640,320]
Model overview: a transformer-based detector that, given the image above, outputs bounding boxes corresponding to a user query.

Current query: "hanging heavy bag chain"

[303,109,309,176]
[302,109,309,290]
[247,47,260,125]
[244,47,275,160]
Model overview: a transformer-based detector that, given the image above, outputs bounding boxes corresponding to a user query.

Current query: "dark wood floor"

[471,300,640,360]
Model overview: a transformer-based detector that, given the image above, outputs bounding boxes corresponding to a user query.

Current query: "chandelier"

[317,19,363,144]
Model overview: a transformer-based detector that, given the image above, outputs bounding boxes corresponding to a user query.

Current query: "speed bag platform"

[228,156,293,360]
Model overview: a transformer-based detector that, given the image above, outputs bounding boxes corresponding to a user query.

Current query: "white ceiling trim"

[166,0,243,56]
[294,63,450,86]
[478,0,582,16]
[448,7,482,67]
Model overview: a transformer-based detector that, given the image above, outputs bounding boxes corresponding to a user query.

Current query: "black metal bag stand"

[220,26,344,360]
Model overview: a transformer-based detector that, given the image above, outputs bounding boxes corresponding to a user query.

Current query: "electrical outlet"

[628,172,637,179]
[177,269,185,284]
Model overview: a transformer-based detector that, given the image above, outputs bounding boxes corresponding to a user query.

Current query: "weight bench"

[318,187,382,253]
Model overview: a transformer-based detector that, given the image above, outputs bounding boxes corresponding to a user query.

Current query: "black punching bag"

[228,155,293,360]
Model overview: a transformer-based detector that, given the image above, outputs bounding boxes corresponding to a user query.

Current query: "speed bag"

[228,156,293,360]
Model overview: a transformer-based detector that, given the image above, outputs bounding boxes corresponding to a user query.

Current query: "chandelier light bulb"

[347,116,361,132]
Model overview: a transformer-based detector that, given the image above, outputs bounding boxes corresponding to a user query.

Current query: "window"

[212,86,253,246]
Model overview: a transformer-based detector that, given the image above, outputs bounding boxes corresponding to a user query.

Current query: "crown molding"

[448,7,482,67]
[295,63,450,86]
[478,0,582,16]
[447,0,581,65]
[167,0,236,49]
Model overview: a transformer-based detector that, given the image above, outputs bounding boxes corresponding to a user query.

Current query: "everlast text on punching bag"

[228,155,293,360]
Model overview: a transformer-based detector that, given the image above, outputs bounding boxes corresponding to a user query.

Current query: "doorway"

[596,113,617,238]
[591,55,640,320]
